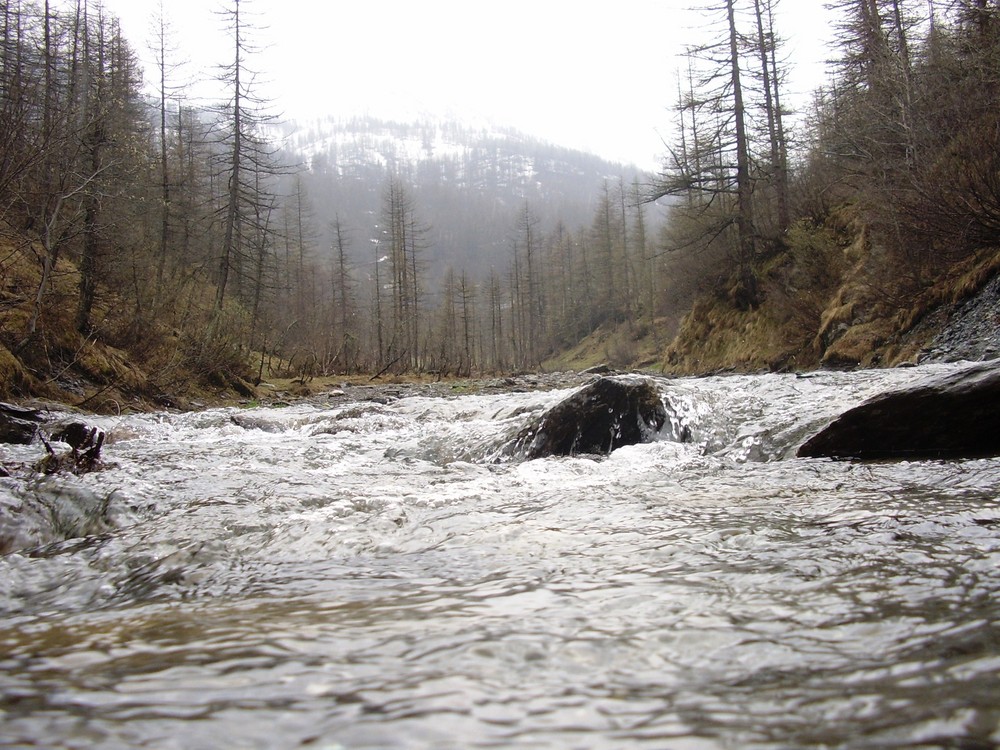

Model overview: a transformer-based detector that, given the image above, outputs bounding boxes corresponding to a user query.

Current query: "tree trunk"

[217,0,242,309]
[754,0,790,234]
[75,123,102,333]
[727,0,759,307]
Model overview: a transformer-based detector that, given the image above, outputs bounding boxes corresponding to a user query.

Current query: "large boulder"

[798,359,1000,459]
[512,376,668,459]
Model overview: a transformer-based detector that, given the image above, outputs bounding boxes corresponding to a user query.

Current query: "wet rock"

[51,422,101,450]
[0,402,45,444]
[229,414,283,432]
[921,273,1000,363]
[513,376,668,458]
[798,358,1000,459]
[0,481,118,556]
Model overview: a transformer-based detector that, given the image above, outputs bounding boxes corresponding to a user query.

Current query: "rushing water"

[1,365,999,749]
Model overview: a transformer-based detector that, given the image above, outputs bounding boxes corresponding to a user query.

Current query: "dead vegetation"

[547,204,1000,378]
[0,234,257,411]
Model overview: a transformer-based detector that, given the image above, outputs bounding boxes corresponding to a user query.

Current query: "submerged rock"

[512,376,668,459]
[0,481,119,556]
[798,359,1000,459]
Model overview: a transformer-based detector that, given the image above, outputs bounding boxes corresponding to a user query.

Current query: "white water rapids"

[1,364,999,749]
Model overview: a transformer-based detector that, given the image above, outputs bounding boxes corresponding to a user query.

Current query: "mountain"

[273,115,652,281]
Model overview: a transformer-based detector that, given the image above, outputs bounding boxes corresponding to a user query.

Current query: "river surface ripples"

[1,364,999,749]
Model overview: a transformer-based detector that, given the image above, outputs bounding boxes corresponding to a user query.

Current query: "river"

[1,364,999,749]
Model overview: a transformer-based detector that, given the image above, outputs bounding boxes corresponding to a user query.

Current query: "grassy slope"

[1,240,144,407]
[0,236,257,411]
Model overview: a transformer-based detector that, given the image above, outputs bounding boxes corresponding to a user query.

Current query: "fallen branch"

[369,351,407,382]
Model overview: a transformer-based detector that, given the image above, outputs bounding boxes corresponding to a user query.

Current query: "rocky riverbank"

[919,272,1000,363]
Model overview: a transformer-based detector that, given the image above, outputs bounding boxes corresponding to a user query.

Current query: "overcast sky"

[98,0,835,171]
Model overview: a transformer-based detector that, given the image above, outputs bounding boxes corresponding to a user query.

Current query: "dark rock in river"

[513,376,668,459]
[50,421,101,450]
[229,413,284,432]
[798,359,1000,459]
[0,402,45,444]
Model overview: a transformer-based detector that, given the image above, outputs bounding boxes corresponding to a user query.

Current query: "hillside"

[274,115,652,281]
[546,213,1000,376]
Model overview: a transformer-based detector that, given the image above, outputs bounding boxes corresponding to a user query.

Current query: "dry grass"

[662,297,813,374]
[0,232,235,411]
[542,318,675,373]
[0,342,32,397]
[656,208,1000,375]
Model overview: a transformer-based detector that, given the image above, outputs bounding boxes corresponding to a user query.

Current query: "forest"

[1,0,999,407]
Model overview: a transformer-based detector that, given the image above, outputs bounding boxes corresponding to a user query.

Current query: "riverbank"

[7,245,1000,416]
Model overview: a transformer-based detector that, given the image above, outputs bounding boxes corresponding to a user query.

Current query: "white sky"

[97,0,835,171]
